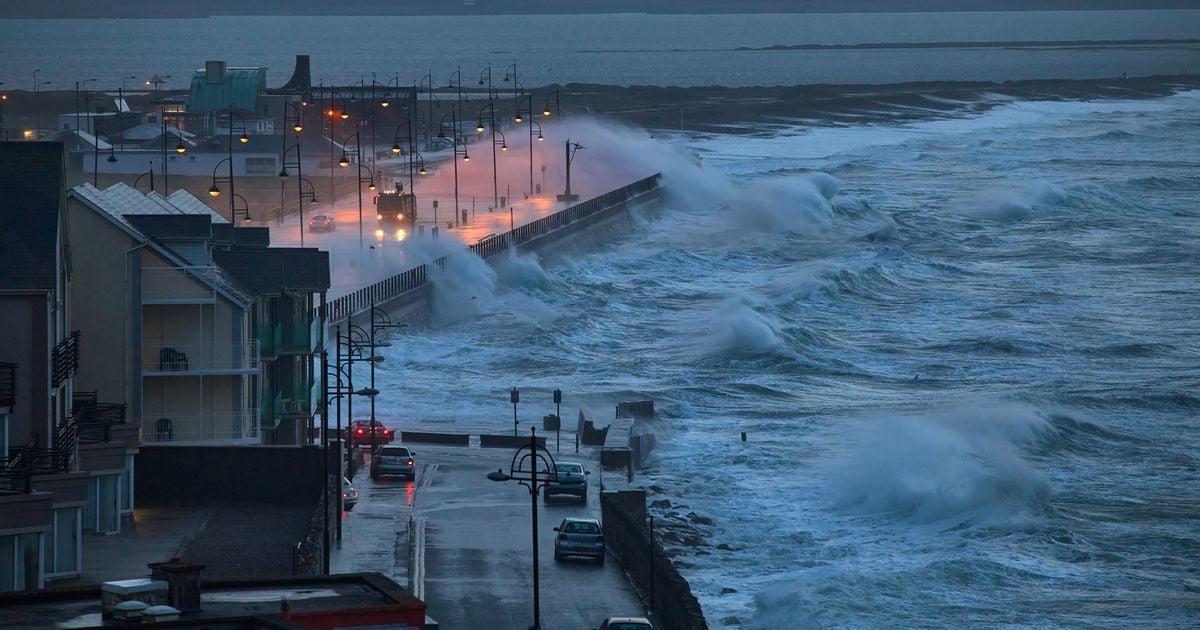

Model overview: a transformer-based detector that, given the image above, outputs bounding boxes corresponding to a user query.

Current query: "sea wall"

[602,489,709,630]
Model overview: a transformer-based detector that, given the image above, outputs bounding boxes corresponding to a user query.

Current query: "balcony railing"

[73,391,128,444]
[143,410,260,443]
[0,447,73,494]
[52,331,80,388]
[142,341,261,374]
[0,362,14,409]
[141,266,219,303]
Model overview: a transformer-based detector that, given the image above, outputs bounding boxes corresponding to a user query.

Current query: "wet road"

[331,444,645,629]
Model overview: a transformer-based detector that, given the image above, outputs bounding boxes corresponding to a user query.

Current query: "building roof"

[188,67,266,113]
[71,183,228,225]
[0,572,425,630]
[125,214,214,241]
[235,227,271,248]
[214,248,331,296]
[0,142,64,291]
[68,184,254,306]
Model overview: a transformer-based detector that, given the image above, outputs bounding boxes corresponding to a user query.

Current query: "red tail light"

[356,428,364,435]
[407,459,413,465]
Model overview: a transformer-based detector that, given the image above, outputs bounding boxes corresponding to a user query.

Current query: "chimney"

[148,557,206,613]
[205,61,227,85]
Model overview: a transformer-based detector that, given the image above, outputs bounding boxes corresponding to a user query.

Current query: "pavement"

[331,441,647,629]
[258,146,588,299]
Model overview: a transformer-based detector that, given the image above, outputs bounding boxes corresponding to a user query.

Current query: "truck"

[374,182,416,230]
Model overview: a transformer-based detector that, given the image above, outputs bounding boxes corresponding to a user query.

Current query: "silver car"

[553,517,605,564]
[545,461,590,503]
[371,445,415,480]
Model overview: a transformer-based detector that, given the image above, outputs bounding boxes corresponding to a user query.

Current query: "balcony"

[278,321,313,355]
[142,341,260,375]
[52,331,80,388]
[0,448,72,494]
[0,362,14,409]
[72,391,128,444]
[141,266,218,304]
[143,410,260,443]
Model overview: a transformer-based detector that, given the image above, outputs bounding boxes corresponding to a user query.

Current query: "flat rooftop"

[0,572,424,629]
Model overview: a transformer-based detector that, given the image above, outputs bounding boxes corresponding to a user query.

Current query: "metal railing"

[0,447,73,494]
[72,391,128,444]
[320,173,661,324]
[141,410,260,442]
[0,362,14,409]
[52,331,80,388]
[142,341,261,373]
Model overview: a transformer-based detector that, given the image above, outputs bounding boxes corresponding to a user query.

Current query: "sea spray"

[828,401,1054,526]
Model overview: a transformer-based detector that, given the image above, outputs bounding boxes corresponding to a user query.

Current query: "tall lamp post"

[160,108,186,194]
[437,110,467,226]
[478,66,500,209]
[555,139,584,203]
[208,106,249,222]
[486,427,558,630]
[339,132,376,249]
[279,100,309,244]
[33,69,50,139]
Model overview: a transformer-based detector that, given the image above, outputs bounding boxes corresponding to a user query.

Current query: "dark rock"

[716,543,733,551]
[681,534,704,547]
[721,616,742,626]
[687,512,714,526]
[650,499,672,509]
[720,587,738,594]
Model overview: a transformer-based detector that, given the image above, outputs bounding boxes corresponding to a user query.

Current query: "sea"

[0,10,1197,88]
[8,10,1200,628]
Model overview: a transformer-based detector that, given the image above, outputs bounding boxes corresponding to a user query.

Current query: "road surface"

[331,443,646,629]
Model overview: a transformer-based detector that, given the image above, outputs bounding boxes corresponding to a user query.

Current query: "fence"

[320,173,662,324]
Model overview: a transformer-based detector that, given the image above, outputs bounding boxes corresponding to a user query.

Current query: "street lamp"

[438,110,466,226]
[556,139,585,203]
[543,89,560,118]
[478,65,501,209]
[146,74,171,100]
[279,101,310,244]
[33,69,51,139]
[209,107,250,223]
[132,164,155,192]
[339,131,374,248]
[485,427,558,630]
[121,75,137,93]
[160,107,186,194]
[553,389,562,452]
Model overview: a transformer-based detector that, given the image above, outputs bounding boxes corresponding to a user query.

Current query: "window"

[85,474,120,534]
[121,454,135,513]
[245,157,276,175]
[0,532,44,592]
[46,507,80,578]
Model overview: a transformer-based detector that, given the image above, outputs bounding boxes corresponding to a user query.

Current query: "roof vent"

[205,61,227,85]
[112,600,147,621]
[144,604,182,623]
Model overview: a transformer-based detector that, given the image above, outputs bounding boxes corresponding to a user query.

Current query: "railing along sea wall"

[321,173,661,324]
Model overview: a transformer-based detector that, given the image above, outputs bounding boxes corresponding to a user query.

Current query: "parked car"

[341,477,359,511]
[545,461,589,503]
[371,445,416,480]
[553,517,605,564]
[596,617,654,630]
[308,214,335,232]
[347,420,394,447]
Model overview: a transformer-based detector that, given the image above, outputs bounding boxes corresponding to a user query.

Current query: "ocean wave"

[827,401,1054,526]
[731,173,840,235]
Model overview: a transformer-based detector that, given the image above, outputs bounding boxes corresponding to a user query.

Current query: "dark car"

[347,420,394,447]
[545,461,589,503]
[596,618,655,630]
[371,445,416,480]
[308,214,335,232]
[553,517,605,564]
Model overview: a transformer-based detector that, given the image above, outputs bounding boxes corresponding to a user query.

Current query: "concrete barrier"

[478,434,547,449]
[602,489,708,630]
[401,431,470,446]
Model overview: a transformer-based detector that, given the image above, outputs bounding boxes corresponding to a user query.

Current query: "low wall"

[136,445,325,506]
[602,489,708,630]
[400,431,470,446]
[293,473,338,576]
[479,434,547,449]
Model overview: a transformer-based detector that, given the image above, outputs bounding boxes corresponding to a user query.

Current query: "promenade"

[262,147,591,299]
[331,443,646,628]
